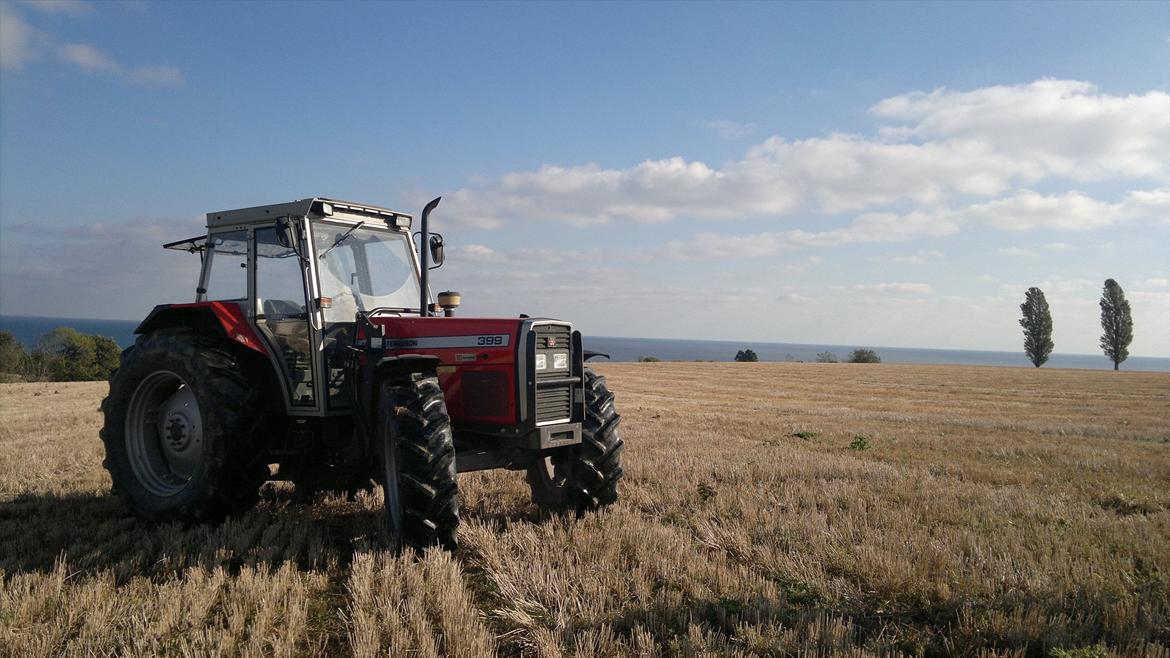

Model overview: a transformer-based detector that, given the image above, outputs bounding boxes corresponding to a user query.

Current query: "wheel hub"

[164,412,191,450]
[126,371,203,497]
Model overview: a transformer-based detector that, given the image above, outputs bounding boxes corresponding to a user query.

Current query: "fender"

[136,302,269,355]
[376,354,442,378]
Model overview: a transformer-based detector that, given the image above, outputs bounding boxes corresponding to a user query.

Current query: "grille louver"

[533,323,573,424]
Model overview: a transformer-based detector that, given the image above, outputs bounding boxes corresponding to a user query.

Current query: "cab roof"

[205,197,412,229]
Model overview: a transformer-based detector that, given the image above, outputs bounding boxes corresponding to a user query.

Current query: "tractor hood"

[367,316,578,426]
[370,316,526,360]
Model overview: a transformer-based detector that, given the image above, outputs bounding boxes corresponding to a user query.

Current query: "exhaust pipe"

[419,197,441,317]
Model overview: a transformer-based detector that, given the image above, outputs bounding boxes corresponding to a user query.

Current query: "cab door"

[253,227,316,408]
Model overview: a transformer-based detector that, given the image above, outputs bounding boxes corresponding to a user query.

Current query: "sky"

[1,0,1168,356]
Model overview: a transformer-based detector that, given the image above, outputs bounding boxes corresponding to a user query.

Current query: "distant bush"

[791,431,819,440]
[815,351,838,363]
[849,434,871,450]
[734,349,759,362]
[638,356,661,362]
[848,348,881,363]
[5,327,121,382]
[0,331,24,376]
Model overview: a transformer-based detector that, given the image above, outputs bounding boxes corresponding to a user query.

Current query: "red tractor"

[101,197,624,550]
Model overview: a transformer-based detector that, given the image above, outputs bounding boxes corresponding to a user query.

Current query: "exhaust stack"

[419,197,441,317]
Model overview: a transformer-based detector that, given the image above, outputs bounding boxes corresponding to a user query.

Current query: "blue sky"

[1,0,1168,356]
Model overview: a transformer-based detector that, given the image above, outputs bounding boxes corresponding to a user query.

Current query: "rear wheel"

[101,329,270,522]
[377,371,459,550]
[526,367,624,512]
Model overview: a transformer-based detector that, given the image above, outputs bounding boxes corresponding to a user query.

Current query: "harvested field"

[1,363,1168,657]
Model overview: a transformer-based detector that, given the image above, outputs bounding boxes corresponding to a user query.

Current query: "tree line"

[0,327,122,382]
[734,348,881,363]
[1019,278,1135,370]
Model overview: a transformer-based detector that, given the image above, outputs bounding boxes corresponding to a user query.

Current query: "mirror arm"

[276,216,310,264]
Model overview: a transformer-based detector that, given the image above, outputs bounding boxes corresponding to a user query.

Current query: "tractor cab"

[162,198,428,414]
[109,196,625,551]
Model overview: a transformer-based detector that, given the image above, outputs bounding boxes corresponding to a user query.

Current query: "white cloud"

[849,282,935,295]
[658,209,962,260]
[881,249,944,264]
[770,255,822,273]
[704,119,758,140]
[56,42,184,86]
[659,231,796,260]
[818,187,1167,242]
[806,282,938,295]
[452,243,605,267]
[0,6,43,70]
[441,80,1170,229]
[3,4,182,85]
[958,188,1169,232]
[58,42,119,72]
[652,182,1165,261]
[18,0,94,16]
[126,64,183,87]
[456,244,505,263]
[0,218,204,320]
[740,134,1027,214]
[871,79,1170,181]
[444,156,789,228]
[995,247,1038,257]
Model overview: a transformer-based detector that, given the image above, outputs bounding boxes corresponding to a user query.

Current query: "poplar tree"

[1018,287,1054,367]
[1099,278,1133,371]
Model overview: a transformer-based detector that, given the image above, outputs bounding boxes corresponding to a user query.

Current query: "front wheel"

[526,368,624,512]
[377,371,459,550]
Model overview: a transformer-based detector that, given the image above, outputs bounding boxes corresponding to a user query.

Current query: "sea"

[2,314,1167,372]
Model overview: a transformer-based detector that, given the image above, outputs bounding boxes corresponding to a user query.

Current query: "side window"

[254,227,315,407]
[203,230,248,300]
[254,228,306,316]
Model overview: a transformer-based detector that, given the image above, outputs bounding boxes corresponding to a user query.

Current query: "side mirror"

[428,234,445,268]
[275,217,296,249]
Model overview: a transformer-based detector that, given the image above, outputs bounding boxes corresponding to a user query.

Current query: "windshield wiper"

[318,221,365,259]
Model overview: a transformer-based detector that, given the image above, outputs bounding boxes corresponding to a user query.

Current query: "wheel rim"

[125,370,203,497]
[537,454,572,498]
[381,432,403,549]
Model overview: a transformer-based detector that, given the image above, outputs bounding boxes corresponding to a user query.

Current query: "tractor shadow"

[0,484,550,582]
[0,486,379,581]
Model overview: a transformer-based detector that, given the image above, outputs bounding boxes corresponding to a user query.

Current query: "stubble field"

[1,362,1168,657]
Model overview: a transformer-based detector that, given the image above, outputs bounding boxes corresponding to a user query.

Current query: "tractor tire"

[377,371,459,551]
[100,329,270,522]
[526,367,624,512]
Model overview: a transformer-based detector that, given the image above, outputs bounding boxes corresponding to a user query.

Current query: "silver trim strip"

[384,335,510,349]
[536,417,572,427]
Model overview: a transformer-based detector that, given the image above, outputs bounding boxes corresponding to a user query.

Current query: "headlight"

[553,353,568,370]
[535,354,547,371]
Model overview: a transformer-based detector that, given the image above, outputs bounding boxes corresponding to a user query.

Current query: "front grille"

[535,385,572,423]
[533,323,573,424]
[534,324,571,370]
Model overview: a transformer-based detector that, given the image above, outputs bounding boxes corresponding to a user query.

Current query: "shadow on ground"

[0,484,551,583]
[0,486,382,581]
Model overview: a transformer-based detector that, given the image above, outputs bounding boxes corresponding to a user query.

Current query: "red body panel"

[137,301,269,355]
[370,316,524,425]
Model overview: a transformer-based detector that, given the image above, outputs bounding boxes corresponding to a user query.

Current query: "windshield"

[312,221,420,322]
